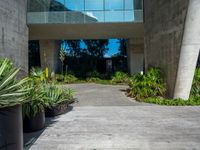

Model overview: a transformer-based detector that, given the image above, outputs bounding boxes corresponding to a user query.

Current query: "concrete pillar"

[0,0,28,76]
[128,38,144,75]
[174,0,200,100]
[39,40,61,74]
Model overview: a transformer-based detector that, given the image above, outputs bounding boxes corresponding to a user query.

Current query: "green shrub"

[22,78,48,118]
[191,68,200,97]
[44,84,74,108]
[55,74,65,82]
[0,59,29,108]
[128,68,166,100]
[64,74,78,84]
[86,77,101,83]
[144,96,200,106]
[111,71,130,84]
[86,70,102,78]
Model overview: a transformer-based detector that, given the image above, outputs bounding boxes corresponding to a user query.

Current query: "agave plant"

[22,78,48,118]
[44,84,74,108]
[0,59,29,108]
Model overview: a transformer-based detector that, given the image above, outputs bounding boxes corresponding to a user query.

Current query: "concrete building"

[0,0,199,100]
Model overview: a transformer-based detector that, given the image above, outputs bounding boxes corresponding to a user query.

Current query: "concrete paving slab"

[62,83,148,106]
[27,106,200,150]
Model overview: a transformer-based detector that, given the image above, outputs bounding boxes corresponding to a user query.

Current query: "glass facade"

[27,0,143,24]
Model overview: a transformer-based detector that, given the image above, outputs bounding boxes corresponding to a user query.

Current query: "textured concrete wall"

[144,0,189,97]
[39,40,61,74]
[0,0,28,76]
[128,38,144,75]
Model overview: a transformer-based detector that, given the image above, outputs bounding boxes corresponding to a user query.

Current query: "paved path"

[28,106,200,150]
[25,84,200,150]
[63,83,147,106]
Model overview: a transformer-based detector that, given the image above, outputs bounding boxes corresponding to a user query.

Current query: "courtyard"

[25,84,200,150]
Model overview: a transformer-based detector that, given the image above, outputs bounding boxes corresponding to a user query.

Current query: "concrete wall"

[144,0,200,99]
[144,0,189,98]
[128,38,144,75]
[39,40,61,74]
[0,0,28,76]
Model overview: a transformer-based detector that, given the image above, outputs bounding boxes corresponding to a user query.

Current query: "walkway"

[65,83,147,106]
[25,84,200,150]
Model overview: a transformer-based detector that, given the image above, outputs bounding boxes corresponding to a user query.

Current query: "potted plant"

[0,59,29,150]
[44,84,74,117]
[22,70,48,133]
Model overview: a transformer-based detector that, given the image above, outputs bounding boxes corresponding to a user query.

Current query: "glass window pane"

[50,0,65,11]
[105,0,123,10]
[65,0,84,11]
[84,11,104,23]
[85,0,104,10]
[125,0,134,10]
[105,11,124,22]
[134,0,143,9]
[125,11,134,22]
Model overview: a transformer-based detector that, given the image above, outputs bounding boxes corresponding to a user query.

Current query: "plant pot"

[45,103,73,117]
[0,105,23,150]
[23,111,45,133]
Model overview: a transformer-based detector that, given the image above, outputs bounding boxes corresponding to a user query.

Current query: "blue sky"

[64,39,120,58]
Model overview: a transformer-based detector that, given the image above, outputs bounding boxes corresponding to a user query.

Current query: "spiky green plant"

[60,47,65,74]
[111,71,130,84]
[0,59,29,108]
[22,78,48,118]
[44,84,74,108]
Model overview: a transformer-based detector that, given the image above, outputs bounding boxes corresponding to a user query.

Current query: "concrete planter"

[0,105,23,150]
[23,111,45,133]
[45,103,73,117]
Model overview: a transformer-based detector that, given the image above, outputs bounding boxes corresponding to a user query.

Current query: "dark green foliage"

[86,70,102,78]
[86,77,101,83]
[191,68,200,96]
[111,71,130,84]
[145,96,200,106]
[64,73,78,84]
[128,68,166,100]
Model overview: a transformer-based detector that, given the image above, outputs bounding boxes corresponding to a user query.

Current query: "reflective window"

[125,0,134,10]
[85,0,104,10]
[125,11,134,22]
[65,0,84,11]
[105,0,123,10]
[105,11,124,22]
[134,0,143,9]
[49,0,65,11]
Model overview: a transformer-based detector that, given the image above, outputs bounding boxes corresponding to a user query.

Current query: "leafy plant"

[60,47,65,74]
[22,78,48,118]
[111,71,130,84]
[144,96,200,106]
[0,59,29,108]
[64,73,78,84]
[44,84,74,108]
[128,68,166,100]
[191,68,200,97]
[86,77,101,83]
[86,70,102,78]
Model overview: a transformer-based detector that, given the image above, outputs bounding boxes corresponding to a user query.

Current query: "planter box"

[45,103,73,117]
[23,111,45,133]
[0,105,23,150]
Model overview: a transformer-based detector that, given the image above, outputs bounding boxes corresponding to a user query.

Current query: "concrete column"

[128,38,144,75]
[0,0,28,76]
[39,40,61,74]
[174,0,200,100]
